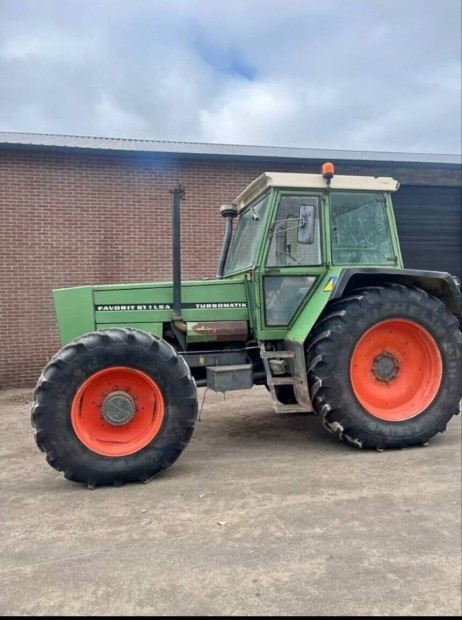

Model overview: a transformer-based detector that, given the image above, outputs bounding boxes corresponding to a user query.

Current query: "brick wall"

[0,147,459,387]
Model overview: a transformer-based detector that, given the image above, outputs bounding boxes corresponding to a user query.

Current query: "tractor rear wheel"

[32,328,198,486]
[306,284,461,449]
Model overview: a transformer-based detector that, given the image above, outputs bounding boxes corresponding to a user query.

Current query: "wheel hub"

[101,391,136,426]
[372,352,400,383]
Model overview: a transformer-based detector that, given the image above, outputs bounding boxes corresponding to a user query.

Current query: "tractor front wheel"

[32,328,198,486]
[306,284,461,449]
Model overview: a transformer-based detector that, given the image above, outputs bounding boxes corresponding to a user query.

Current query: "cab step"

[274,403,310,414]
[260,343,311,412]
[260,350,295,359]
[267,377,302,386]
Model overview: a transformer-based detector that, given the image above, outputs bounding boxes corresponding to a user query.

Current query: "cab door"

[256,190,328,336]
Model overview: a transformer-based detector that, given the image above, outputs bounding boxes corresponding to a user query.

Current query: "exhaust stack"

[217,203,238,277]
[170,184,185,320]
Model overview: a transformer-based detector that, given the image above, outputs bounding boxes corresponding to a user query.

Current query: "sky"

[0,0,461,154]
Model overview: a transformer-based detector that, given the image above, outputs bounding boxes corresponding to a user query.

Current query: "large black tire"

[32,328,198,487]
[306,284,461,449]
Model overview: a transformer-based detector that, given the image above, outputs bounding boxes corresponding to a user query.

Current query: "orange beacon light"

[322,162,335,185]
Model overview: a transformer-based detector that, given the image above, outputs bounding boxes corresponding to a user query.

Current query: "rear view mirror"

[297,205,315,244]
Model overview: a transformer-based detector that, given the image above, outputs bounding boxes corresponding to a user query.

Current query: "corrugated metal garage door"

[393,185,462,281]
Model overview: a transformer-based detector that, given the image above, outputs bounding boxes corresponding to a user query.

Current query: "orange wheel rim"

[350,319,442,422]
[71,367,165,457]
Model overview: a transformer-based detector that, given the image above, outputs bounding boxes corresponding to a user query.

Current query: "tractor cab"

[219,164,402,332]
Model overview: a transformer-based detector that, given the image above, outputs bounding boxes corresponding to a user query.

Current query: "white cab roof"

[235,172,400,210]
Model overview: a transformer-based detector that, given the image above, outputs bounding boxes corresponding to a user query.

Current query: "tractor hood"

[53,277,249,345]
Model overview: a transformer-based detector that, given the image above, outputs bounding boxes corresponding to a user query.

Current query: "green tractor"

[32,163,462,487]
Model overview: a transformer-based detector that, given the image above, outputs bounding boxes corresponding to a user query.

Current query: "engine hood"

[53,276,249,345]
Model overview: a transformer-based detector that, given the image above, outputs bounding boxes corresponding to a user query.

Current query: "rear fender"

[330,268,461,317]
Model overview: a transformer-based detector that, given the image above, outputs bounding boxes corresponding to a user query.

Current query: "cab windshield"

[224,194,269,275]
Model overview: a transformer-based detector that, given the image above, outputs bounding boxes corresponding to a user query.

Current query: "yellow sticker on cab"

[323,276,338,292]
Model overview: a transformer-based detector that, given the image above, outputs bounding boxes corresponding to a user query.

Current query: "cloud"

[200,79,338,146]
[0,0,460,153]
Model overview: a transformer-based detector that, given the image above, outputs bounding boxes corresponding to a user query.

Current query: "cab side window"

[330,192,393,265]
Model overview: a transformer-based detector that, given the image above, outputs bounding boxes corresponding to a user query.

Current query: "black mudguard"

[331,268,461,317]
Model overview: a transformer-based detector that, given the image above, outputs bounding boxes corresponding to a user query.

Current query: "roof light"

[322,162,335,186]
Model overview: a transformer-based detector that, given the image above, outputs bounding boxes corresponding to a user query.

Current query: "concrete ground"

[0,386,461,617]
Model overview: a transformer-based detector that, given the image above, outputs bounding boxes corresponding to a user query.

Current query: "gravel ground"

[1,386,461,616]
